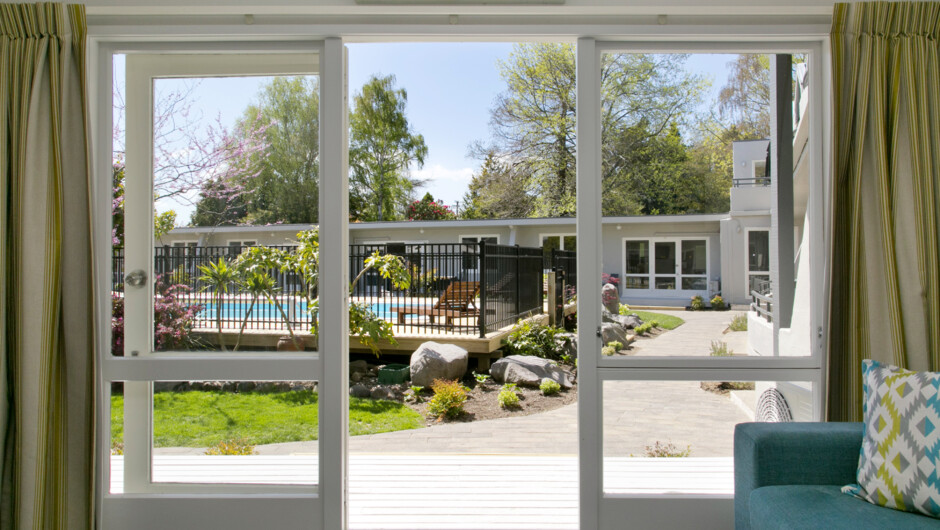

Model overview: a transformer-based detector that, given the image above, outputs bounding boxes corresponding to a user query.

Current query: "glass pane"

[148,380,320,487]
[681,277,708,290]
[748,230,770,272]
[625,241,649,275]
[144,70,320,353]
[624,276,649,289]
[562,235,577,251]
[749,274,771,294]
[655,277,676,290]
[680,240,707,275]
[602,380,815,495]
[654,242,675,275]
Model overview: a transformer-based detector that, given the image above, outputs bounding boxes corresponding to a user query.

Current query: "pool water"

[197,301,417,322]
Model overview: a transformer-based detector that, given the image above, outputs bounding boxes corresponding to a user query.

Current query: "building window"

[624,238,708,292]
[747,230,770,294]
[460,235,498,269]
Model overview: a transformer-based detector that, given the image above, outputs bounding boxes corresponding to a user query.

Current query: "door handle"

[125,269,147,288]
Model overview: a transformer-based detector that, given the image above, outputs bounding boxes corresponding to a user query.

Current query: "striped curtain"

[829,2,940,421]
[0,3,95,529]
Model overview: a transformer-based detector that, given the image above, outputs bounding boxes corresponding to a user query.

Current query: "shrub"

[710,295,727,310]
[602,273,620,286]
[408,192,456,220]
[504,320,570,361]
[728,314,748,331]
[689,295,705,311]
[645,441,691,458]
[649,320,661,328]
[601,345,616,356]
[111,442,124,455]
[427,379,468,419]
[498,383,520,409]
[634,322,653,335]
[618,303,631,315]
[540,379,561,396]
[473,372,491,384]
[709,340,732,356]
[111,276,203,356]
[404,385,425,403]
[205,438,257,456]
[607,341,623,351]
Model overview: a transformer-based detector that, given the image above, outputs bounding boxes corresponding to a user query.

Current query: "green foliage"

[111,390,423,448]
[709,340,733,356]
[198,258,238,350]
[690,295,705,311]
[504,320,570,361]
[607,341,623,351]
[154,210,177,239]
[427,379,468,420]
[404,386,425,403]
[498,383,520,409]
[634,322,653,336]
[710,295,727,310]
[349,74,428,221]
[473,372,491,384]
[461,150,535,219]
[645,441,691,458]
[408,192,456,220]
[204,438,257,456]
[601,346,616,356]
[237,77,321,225]
[618,303,631,315]
[649,320,661,328]
[718,54,772,139]
[540,379,561,396]
[728,314,748,332]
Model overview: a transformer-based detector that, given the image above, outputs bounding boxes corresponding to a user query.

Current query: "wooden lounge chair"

[391,281,480,327]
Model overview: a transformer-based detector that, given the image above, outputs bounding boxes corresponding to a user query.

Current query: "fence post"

[478,240,487,338]
[515,245,521,319]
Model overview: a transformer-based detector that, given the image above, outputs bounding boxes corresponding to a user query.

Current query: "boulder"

[601,322,630,346]
[554,332,579,359]
[491,355,573,389]
[602,283,620,314]
[410,341,469,387]
[349,360,370,374]
[371,386,400,401]
[602,309,642,330]
[349,384,371,398]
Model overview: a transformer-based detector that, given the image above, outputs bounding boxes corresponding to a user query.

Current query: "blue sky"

[117,45,737,224]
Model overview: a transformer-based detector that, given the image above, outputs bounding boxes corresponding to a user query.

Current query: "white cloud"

[412,164,475,206]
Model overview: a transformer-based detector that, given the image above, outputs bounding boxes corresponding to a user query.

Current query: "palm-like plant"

[197,258,238,351]
[234,247,297,347]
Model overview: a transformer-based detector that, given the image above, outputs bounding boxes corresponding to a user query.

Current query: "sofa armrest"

[734,422,863,529]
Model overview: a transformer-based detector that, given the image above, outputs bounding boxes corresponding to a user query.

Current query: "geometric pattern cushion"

[842,359,940,518]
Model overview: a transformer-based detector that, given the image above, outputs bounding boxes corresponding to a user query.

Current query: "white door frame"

[89,26,832,530]
[577,38,830,529]
[93,39,347,529]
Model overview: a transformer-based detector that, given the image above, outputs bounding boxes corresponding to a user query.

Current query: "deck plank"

[110,454,732,528]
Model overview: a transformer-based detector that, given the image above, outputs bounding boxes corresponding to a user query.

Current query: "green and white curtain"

[829,2,940,421]
[0,3,95,528]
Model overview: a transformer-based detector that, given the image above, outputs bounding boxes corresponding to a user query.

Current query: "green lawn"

[111,390,424,448]
[630,310,685,330]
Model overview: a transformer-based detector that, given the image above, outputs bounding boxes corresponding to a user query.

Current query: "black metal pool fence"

[113,241,572,338]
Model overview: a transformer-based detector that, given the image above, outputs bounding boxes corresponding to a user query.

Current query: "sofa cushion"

[750,485,940,529]
[843,360,940,518]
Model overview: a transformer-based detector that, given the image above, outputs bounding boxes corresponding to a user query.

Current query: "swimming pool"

[197,301,419,322]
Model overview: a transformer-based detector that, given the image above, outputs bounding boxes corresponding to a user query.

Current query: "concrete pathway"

[243,309,753,458]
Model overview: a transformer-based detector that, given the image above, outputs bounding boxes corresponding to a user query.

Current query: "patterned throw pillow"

[842,360,940,518]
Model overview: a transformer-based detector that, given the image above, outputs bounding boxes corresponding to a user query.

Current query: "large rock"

[601,283,620,314]
[491,355,573,389]
[601,322,630,346]
[602,309,642,329]
[554,332,579,359]
[410,341,469,386]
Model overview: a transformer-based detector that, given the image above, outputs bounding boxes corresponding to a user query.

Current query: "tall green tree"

[717,54,772,139]
[482,44,708,217]
[349,75,428,222]
[238,76,321,225]
[461,151,534,219]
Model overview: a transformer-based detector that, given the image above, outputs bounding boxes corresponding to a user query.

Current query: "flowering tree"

[111,276,203,355]
[408,192,456,221]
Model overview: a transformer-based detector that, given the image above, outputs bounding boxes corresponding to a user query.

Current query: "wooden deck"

[110,454,733,529]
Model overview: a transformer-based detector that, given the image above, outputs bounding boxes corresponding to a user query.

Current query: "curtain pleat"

[0,3,95,529]
[829,2,940,421]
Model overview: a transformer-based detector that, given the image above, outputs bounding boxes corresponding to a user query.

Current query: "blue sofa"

[734,422,940,529]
